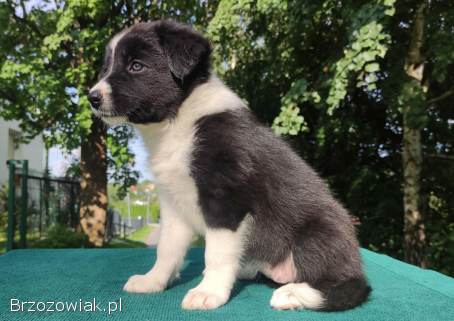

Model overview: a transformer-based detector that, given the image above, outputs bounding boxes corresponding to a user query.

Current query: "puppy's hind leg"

[269,227,370,311]
[237,261,261,280]
[262,252,324,310]
[270,283,325,310]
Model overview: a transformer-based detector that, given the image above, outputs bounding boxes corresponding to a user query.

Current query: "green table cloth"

[1,248,453,320]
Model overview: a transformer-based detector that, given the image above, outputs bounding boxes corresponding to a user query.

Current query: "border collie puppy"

[88,20,371,311]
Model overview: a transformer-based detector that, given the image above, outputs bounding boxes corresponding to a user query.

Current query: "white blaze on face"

[89,29,129,118]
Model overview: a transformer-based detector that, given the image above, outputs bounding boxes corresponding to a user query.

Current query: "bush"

[32,224,90,249]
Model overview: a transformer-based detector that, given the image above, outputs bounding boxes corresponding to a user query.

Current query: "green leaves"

[272,79,320,135]
[326,1,394,114]
[384,0,396,16]
[206,0,454,276]
[365,63,380,73]
[0,2,131,190]
[1,0,454,273]
[273,105,305,136]
[106,125,139,199]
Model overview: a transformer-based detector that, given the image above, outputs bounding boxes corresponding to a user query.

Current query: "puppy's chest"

[149,129,205,230]
[151,132,192,185]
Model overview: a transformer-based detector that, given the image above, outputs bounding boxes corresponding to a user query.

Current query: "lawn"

[0,236,5,254]
[109,195,160,223]
[108,182,160,222]
[110,202,160,221]
[105,238,147,248]
[128,224,155,243]
[0,224,155,252]
[105,224,155,249]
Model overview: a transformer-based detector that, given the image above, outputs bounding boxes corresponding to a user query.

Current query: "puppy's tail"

[314,276,371,311]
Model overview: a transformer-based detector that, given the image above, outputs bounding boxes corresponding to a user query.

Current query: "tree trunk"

[402,2,427,267]
[402,123,425,266]
[79,116,108,247]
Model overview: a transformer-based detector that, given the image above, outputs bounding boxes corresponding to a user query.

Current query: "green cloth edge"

[361,248,454,299]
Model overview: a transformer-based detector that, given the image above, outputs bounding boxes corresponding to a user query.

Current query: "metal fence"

[5,160,80,251]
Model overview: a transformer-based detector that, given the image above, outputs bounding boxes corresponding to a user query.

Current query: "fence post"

[69,184,76,228]
[39,179,43,238]
[6,161,16,251]
[19,160,28,249]
[43,169,50,228]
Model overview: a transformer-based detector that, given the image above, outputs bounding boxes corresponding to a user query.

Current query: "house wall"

[0,118,46,186]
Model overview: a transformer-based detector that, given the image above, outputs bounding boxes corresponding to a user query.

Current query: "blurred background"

[0,0,452,276]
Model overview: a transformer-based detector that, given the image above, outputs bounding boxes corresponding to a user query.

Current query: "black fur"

[315,277,371,311]
[101,20,210,123]
[154,21,211,82]
[191,109,371,310]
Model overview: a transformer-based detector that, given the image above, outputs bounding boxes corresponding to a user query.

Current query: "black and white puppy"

[88,20,371,311]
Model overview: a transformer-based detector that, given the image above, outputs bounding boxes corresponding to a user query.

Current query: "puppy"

[88,20,371,311]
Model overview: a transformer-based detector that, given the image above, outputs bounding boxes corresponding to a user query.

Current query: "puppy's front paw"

[181,287,229,310]
[123,274,166,293]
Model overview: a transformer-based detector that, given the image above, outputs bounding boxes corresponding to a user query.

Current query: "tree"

[208,0,454,273]
[0,0,217,246]
[1,0,453,274]
[0,0,132,246]
[400,1,427,267]
[388,0,454,267]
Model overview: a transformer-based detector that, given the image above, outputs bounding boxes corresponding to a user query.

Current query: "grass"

[128,225,154,243]
[0,223,154,251]
[0,213,6,254]
[0,223,203,251]
[105,238,148,248]
[108,183,160,221]
[0,228,43,254]
[105,224,155,248]
[110,201,160,222]
[192,235,205,247]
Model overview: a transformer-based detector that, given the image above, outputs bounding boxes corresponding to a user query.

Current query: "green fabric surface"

[1,248,453,321]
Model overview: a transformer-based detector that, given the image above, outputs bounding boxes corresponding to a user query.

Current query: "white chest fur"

[135,76,245,234]
[137,119,205,233]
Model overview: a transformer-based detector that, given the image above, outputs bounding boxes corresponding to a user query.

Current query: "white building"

[0,118,46,185]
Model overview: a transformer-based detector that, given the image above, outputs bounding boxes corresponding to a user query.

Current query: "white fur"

[270,283,325,310]
[90,28,129,117]
[181,216,251,310]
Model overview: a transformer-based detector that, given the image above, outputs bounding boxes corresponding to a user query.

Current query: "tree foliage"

[0,0,219,245]
[208,0,454,275]
[0,0,453,273]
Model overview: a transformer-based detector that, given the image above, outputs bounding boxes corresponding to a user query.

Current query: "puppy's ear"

[154,20,211,81]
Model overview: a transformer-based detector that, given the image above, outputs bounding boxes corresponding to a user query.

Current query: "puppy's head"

[88,20,211,124]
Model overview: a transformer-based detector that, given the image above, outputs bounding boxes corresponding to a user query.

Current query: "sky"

[49,129,154,181]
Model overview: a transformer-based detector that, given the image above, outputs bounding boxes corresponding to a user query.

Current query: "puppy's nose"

[88,90,102,109]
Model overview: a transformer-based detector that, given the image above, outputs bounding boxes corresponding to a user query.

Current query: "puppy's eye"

[129,61,145,72]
